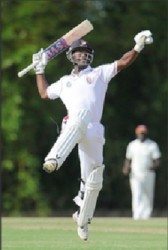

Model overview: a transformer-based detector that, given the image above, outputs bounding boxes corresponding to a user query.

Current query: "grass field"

[2,217,167,250]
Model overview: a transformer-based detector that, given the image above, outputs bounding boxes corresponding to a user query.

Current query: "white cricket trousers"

[130,172,156,220]
[78,122,105,192]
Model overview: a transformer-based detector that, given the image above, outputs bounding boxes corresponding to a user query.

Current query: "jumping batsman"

[33,30,153,240]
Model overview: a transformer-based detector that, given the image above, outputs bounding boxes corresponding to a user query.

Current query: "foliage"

[2,0,167,215]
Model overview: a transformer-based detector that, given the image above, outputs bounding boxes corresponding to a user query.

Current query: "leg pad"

[78,165,105,227]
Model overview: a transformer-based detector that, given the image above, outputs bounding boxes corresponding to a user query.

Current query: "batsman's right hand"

[33,48,48,74]
[134,30,153,53]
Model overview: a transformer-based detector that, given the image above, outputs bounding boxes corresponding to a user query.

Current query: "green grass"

[2,217,167,250]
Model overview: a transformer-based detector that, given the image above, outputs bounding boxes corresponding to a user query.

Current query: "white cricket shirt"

[126,139,161,175]
[47,62,118,122]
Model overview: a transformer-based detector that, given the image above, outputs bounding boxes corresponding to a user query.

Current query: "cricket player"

[122,125,161,220]
[33,30,153,240]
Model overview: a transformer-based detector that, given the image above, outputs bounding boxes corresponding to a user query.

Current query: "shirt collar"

[71,66,92,76]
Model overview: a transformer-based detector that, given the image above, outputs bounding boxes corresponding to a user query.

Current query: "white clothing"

[126,139,161,178]
[78,122,105,192]
[60,118,105,193]
[47,63,118,122]
[130,173,155,220]
[126,138,161,219]
[45,62,118,215]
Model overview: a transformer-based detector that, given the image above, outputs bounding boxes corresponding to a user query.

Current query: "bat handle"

[17,62,37,78]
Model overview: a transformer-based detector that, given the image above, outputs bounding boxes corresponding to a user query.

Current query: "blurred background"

[2,0,167,216]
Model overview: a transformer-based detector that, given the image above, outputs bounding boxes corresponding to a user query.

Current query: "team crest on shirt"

[86,76,92,84]
[66,81,72,87]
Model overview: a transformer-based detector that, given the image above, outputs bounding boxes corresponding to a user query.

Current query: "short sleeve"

[126,143,132,160]
[47,79,62,100]
[98,61,118,84]
[151,143,161,159]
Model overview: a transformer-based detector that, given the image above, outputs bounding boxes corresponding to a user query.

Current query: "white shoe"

[72,211,78,223]
[43,161,57,173]
[77,224,88,241]
[72,211,89,240]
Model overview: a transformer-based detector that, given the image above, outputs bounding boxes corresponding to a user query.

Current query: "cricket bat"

[17,20,93,78]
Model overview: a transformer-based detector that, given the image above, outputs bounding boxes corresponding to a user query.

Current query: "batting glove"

[134,30,153,53]
[32,48,48,74]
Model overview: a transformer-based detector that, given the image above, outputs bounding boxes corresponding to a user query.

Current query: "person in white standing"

[33,30,153,240]
[122,125,161,220]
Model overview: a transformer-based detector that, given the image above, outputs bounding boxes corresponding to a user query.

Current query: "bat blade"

[63,19,93,46]
[46,20,93,61]
[17,20,93,78]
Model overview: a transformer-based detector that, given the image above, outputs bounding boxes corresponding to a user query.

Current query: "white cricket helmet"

[66,39,94,66]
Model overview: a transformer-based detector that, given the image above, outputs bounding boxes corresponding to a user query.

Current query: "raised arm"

[32,49,49,99]
[117,49,138,72]
[117,30,153,72]
[36,74,49,99]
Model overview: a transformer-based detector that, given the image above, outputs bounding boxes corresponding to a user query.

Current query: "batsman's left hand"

[33,48,48,74]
